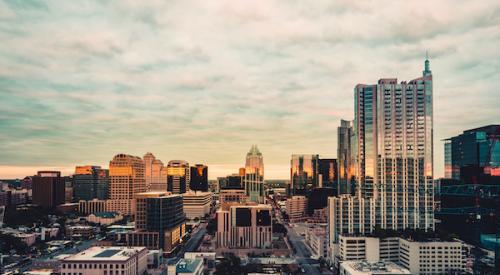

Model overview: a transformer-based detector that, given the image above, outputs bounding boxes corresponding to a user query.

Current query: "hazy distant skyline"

[1,1,499,179]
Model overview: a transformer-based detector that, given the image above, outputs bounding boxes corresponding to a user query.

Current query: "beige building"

[286,195,307,222]
[305,226,328,259]
[108,154,146,216]
[333,235,466,275]
[339,260,411,275]
[143,152,168,191]
[182,191,212,220]
[60,246,148,275]
[78,199,107,215]
[219,189,247,207]
[216,203,272,249]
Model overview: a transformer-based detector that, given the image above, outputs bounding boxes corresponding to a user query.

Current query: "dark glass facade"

[32,171,65,209]
[307,187,337,215]
[256,209,271,226]
[445,125,500,185]
[235,208,251,226]
[290,154,318,195]
[218,174,244,190]
[189,164,208,191]
[146,195,184,232]
[73,166,109,201]
[318,158,338,189]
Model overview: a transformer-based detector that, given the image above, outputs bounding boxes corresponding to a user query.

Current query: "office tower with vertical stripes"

[329,58,434,243]
[244,145,264,203]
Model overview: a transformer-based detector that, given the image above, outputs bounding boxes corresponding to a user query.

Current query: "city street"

[167,222,207,265]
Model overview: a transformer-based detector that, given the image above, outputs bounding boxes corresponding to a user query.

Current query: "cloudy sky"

[0,0,499,179]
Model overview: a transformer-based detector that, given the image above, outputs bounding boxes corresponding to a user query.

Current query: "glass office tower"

[290,154,319,195]
[338,119,354,195]
[444,125,500,184]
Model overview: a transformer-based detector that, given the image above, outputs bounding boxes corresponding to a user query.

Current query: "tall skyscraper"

[73,165,109,201]
[329,58,434,242]
[143,152,155,190]
[108,154,146,216]
[167,160,189,194]
[290,154,319,195]
[353,57,434,230]
[337,119,354,195]
[444,125,500,184]
[32,171,65,209]
[189,164,208,192]
[244,145,264,203]
[318,158,338,189]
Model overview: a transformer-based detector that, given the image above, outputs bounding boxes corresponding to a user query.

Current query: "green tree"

[215,253,243,275]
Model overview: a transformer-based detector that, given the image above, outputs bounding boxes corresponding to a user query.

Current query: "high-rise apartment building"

[329,59,434,243]
[189,164,208,192]
[108,154,146,216]
[244,145,264,203]
[217,203,272,249]
[338,119,355,195]
[318,158,338,188]
[167,160,189,194]
[32,171,65,209]
[73,165,109,201]
[290,154,319,195]
[354,58,434,230]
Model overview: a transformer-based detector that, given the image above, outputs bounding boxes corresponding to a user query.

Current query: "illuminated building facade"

[290,154,319,195]
[338,119,355,195]
[353,58,434,231]
[108,154,146,216]
[189,164,208,192]
[244,145,264,203]
[318,158,338,188]
[167,160,189,194]
[73,165,109,201]
[329,60,434,244]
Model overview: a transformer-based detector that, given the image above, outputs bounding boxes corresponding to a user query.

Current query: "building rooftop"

[91,211,120,218]
[341,260,411,275]
[63,246,147,262]
[176,258,202,273]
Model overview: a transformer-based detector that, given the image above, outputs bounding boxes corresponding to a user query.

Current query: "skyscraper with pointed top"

[329,58,434,242]
[244,145,264,203]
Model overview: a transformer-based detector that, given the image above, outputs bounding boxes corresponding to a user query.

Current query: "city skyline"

[1,1,500,180]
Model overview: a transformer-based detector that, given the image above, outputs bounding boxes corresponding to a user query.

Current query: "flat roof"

[63,246,146,262]
[341,261,411,275]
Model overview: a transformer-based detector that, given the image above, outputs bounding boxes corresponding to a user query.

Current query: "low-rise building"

[399,238,466,275]
[66,225,94,239]
[167,258,203,275]
[60,246,148,275]
[219,189,247,207]
[182,191,212,220]
[334,234,467,275]
[305,226,328,259]
[217,203,272,249]
[286,196,307,222]
[87,212,123,225]
[339,260,411,275]
[78,199,108,215]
